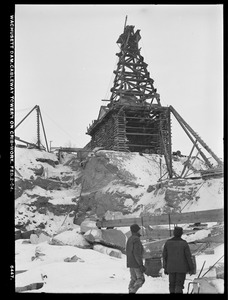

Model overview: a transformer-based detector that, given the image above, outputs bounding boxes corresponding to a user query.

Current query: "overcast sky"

[15,4,223,158]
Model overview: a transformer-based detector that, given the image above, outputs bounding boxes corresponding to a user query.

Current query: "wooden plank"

[127,143,157,147]
[126,126,158,130]
[126,132,160,136]
[15,136,38,148]
[96,208,224,228]
[142,228,196,240]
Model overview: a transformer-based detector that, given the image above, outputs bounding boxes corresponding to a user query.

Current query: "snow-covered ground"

[15,238,224,293]
[14,147,224,293]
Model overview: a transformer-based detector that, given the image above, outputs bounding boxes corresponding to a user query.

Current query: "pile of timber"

[200,167,223,179]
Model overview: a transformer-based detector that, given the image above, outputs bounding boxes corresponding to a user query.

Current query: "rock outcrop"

[15,147,223,235]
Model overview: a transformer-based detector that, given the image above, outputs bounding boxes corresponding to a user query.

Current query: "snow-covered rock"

[84,228,103,243]
[80,218,98,233]
[50,229,90,248]
[30,233,51,244]
[93,244,122,258]
[15,147,223,235]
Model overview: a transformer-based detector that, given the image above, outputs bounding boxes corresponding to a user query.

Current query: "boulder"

[30,234,39,244]
[50,229,90,248]
[30,233,51,244]
[192,278,220,293]
[31,243,47,261]
[84,228,126,250]
[64,255,85,263]
[16,282,44,292]
[84,228,103,243]
[80,218,98,233]
[15,179,35,199]
[15,229,22,240]
[36,158,57,167]
[93,244,122,258]
[31,164,44,176]
[101,229,126,249]
[21,230,35,239]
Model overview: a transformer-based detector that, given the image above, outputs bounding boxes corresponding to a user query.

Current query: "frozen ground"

[14,148,224,293]
[15,238,224,294]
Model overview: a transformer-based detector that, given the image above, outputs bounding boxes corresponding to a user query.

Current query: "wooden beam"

[15,136,38,148]
[125,116,155,120]
[170,106,222,167]
[141,228,195,240]
[59,147,83,152]
[126,126,158,130]
[127,143,157,147]
[126,132,160,136]
[96,208,224,228]
[167,108,173,177]
[15,105,38,129]
[180,140,198,177]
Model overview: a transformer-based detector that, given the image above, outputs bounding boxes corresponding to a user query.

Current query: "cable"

[41,109,79,145]
[15,106,34,113]
[180,181,205,213]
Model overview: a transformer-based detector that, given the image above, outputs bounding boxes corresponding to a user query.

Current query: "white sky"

[15,4,223,158]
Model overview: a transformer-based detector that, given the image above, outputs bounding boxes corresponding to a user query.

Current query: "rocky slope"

[15,147,224,234]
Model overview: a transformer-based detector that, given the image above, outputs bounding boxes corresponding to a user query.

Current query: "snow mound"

[51,229,90,248]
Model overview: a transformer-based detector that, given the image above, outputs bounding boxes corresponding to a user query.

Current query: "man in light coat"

[162,226,195,293]
[126,224,146,293]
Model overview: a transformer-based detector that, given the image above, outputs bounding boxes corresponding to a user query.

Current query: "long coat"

[126,233,144,268]
[162,237,194,273]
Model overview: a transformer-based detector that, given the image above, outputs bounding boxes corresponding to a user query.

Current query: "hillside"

[15,147,223,233]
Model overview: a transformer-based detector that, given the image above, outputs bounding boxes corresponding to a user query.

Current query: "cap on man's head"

[130,224,141,233]
[173,226,183,237]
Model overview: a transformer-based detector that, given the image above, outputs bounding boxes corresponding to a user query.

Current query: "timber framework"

[86,17,223,178]
[87,20,171,158]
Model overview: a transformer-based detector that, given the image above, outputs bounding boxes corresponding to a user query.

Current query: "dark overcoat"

[126,233,144,268]
[162,237,194,274]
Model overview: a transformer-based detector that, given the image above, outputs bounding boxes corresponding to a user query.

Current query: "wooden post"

[36,106,41,149]
[124,15,128,30]
[15,105,38,129]
[167,107,173,178]
[180,139,198,177]
[170,106,222,167]
[39,107,49,152]
[159,157,162,178]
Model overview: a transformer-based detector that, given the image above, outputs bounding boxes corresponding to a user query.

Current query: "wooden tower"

[87,20,173,177]
[110,23,161,106]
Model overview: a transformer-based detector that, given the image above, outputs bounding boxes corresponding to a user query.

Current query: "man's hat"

[173,226,183,237]
[130,224,141,233]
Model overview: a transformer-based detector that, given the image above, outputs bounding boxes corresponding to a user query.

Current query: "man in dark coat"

[126,224,146,293]
[162,226,195,293]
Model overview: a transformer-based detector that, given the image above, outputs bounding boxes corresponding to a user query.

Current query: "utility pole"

[49,140,53,152]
